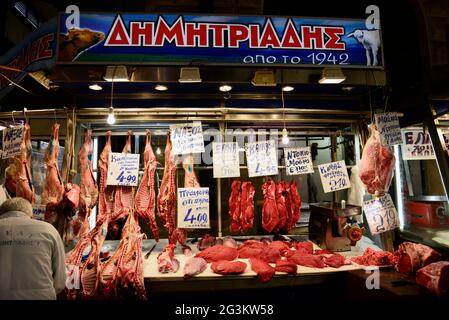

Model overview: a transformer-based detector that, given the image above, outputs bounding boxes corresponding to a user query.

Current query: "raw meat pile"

[262,180,301,233]
[228,180,255,233]
[359,125,395,195]
[351,242,448,296]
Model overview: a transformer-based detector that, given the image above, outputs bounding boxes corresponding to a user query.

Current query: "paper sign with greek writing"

[318,160,351,193]
[212,142,240,178]
[375,112,403,145]
[363,194,400,235]
[2,125,23,159]
[284,147,314,175]
[440,130,449,152]
[401,129,435,160]
[245,140,278,177]
[177,187,210,229]
[170,122,205,155]
[106,152,140,186]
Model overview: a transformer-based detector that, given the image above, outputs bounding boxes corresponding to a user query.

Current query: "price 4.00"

[184,208,208,224]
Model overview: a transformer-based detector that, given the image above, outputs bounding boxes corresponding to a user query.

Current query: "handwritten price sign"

[2,125,23,159]
[374,112,403,145]
[245,140,278,177]
[170,122,205,155]
[106,152,140,186]
[177,188,210,229]
[401,129,435,160]
[284,147,314,175]
[363,194,400,235]
[318,160,351,193]
[212,142,240,178]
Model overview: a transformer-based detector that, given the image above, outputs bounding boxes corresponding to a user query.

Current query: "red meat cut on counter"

[395,242,442,274]
[157,244,180,273]
[295,241,314,254]
[287,253,326,268]
[184,257,208,278]
[416,261,449,296]
[249,257,275,283]
[195,245,239,262]
[267,241,291,256]
[351,247,397,266]
[262,180,280,233]
[359,126,395,195]
[275,260,297,274]
[211,260,247,275]
[197,233,217,251]
[322,254,348,268]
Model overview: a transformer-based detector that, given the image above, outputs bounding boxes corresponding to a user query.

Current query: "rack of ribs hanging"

[72,129,99,239]
[42,123,68,235]
[157,130,187,245]
[15,123,35,204]
[134,129,160,241]
[108,130,134,239]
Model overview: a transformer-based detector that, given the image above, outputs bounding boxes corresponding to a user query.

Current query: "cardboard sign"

[318,160,351,193]
[284,147,314,175]
[177,188,210,229]
[170,122,205,155]
[2,125,23,159]
[212,142,240,178]
[401,129,435,160]
[374,112,403,145]
[106,152,140,186]
[245,140,278,177]
[363,194,400,235]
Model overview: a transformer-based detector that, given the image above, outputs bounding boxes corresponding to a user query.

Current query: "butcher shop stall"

[0,6,448,303]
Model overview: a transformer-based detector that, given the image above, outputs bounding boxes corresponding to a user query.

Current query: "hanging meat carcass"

[43,124,66,234]
[229,180,242,233]
[98,131,114,218]
[109,131,134,238]
[72,130,99,237]
[157,131,180,244]
[135,129,160,241]
[359,125,395,195]
[15,123,35,204]
[240,181,255,232]
[261,180,279,233]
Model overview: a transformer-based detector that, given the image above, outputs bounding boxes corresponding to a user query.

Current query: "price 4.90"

[116,171,137,184]
[184,208,208,224]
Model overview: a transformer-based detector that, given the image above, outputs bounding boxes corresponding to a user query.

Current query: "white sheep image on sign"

[347,29,381,66]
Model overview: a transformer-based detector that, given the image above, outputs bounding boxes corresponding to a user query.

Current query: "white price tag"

[318,160,351,193]
[363,194,400,235]
[212,142,240,178]
[401,129,435,160]
[374,112,403,145]
[284,147,314,175]
[170,122,205,155]
[106,152,140,186]
[2,125,23,159]
[177,187,210,229]
[245,140,278,177]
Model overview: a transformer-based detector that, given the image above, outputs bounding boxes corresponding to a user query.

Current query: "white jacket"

[0,211,66,300]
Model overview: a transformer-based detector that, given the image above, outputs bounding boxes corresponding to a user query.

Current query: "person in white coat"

[0,197,66,300]
[0,164,18,205]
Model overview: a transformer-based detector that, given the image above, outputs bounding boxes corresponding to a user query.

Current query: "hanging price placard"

[170,122,205,155]
[2,125,23,159]
[245,140,278,177]
[177,187,210,229]
[284,147,314,175]
[374,112,403,145]
[106,152,140,186]
[318,160,351,193]
[363,194,400,235]
[212,142,240,178]
[401,129,435,160]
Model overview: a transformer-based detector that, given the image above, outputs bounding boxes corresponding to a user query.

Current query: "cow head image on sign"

[58,28,105,62]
